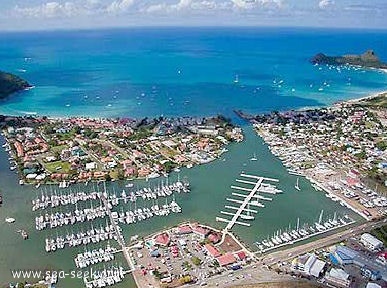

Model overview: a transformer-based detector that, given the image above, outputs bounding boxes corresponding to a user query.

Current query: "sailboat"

[234,74,239,84]
[250,153,258,161]
[240,203,254,220]
[295,177,300,191]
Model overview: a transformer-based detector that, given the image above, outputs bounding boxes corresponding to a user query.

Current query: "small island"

[0,70,31,99]
[310,50,387,69]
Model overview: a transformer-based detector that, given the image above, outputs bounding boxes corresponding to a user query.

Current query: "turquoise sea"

[0,27,386,118]
[0,27,386,287]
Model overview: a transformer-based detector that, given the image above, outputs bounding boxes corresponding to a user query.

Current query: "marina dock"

[254,212,356,254]
[30,178,189,288]
[216,173,280,231]
[101,193,136,272]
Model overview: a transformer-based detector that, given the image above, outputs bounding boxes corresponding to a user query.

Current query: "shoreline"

[340,89,387,105]
[1,114,243,186]
[248,89,387,222]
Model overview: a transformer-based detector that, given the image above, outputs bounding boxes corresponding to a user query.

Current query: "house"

[176,225,192,235]
[208,233,221,244]
[361,233,384,251]
[192,225,209,239]
[204,244,220,258]
[85,162,97,170]
[217,253,236,267]
[154,233,170,247]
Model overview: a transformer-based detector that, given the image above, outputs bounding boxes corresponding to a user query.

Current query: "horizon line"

[1,24,387,34]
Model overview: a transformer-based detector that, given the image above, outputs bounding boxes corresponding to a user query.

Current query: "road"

[259,218,387,267]
[189,218,386,288]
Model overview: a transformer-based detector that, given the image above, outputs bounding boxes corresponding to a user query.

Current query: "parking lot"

[130,223,247,287]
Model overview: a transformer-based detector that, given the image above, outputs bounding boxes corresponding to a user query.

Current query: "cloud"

[318,0,334,9]
[144,0,229,13]
[106,0,135,13]
[14,2,80,18]
[144,0,282,14]
[12,0,137,18]
[12,1,107,18]
[231,0,284,10]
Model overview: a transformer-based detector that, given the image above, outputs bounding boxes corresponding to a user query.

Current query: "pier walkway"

[217,173,279,232]
[101,194,136,272]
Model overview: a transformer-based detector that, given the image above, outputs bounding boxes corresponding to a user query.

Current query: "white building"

[361,233,384,251]
[294,253,326,277]
[325,268,351,288]
[85,162,97,171]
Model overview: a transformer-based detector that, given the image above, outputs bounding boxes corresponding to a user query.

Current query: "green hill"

[0,71,31,99]
[310,50,387,69]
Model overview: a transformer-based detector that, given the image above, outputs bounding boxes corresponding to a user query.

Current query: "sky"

[0,0,387,31]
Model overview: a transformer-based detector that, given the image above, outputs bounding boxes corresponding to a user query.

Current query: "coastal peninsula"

[0,71,31,99]
[237,92,387,221]
[1,114,243,185]
[310,50,387,69]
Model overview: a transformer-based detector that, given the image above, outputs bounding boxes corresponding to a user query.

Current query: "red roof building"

[208,233,221,244]
[236,251,247,261]
[217,253,237,266]
[204,244,221,258]
[192,225,210,238]
[177,225,192,234]
[154,232,170,247]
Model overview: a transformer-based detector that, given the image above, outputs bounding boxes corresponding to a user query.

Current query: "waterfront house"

[192,225,210,239]
[154,233,170,247]
[176,225,192,235]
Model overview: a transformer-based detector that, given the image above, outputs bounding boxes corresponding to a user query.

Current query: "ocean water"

[0,27,386,118]
[0,27,386,287]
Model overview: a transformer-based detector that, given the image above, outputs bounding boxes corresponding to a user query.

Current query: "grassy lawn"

[159,147,178,158]
[44,160,71,173]
[50,144,68,153]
